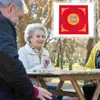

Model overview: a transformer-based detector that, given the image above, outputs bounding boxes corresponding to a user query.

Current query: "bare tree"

[17,0,54,48]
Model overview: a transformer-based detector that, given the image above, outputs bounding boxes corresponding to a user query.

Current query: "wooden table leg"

[92,82,100,100]
[56,80,64,90]
[38,76,48,89]
[71,80,86,100]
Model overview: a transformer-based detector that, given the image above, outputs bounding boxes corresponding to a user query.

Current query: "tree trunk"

[69,58,73,70]
[85,39,94,64]
[58,38,63,69]
[66,53,73,70]
[55,53,60,67]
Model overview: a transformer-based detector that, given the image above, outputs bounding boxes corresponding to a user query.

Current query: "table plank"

[60,74,100,80]
[56,80,64,90]
[38,76,48,89]
[92,82,100,100]
[71,80,86,100]
[49,90,77,96]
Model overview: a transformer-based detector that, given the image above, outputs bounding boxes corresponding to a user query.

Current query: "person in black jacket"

[0,0,53,100]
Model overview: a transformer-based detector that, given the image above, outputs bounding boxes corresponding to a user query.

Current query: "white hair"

[24,23,47,43]
[0,0,28,13]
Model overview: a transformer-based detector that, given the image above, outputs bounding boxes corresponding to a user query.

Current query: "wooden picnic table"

[27,69,100,100]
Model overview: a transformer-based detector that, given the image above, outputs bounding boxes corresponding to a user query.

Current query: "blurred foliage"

[16,0,100,69]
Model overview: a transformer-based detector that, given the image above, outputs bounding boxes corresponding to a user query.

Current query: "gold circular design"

[67,13,79,25]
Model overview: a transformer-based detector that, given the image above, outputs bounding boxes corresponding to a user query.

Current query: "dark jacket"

[0,14,35,100]
[96,50,100,68]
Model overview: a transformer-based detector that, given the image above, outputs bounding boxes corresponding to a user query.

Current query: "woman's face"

[30,30,45,50]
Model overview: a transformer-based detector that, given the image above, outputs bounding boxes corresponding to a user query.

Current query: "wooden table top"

[27,69,100,80]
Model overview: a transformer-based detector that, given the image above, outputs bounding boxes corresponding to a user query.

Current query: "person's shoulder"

[0,14,11,26]
[18,46,26,54]
[91,42,100,52]
[94,42,100,48]
[0,14,5,24]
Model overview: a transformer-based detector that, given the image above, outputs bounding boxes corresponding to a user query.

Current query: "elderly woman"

[18,23,52,86]
[18,23,63,100]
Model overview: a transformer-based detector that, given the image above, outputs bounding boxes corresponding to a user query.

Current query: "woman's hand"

[43,57,50,68]
[37,87,52,100]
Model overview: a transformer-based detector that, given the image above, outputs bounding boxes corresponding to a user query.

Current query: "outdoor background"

[17,0,100,90]
[17,0,100,70]
[17,0,100,89]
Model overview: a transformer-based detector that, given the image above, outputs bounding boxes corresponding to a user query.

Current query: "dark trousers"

[82,82,96,100]
[48,86,63,100]
[34,95,57,100]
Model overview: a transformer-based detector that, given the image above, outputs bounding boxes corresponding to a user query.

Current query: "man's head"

[0,0,28,25]
[97,19,100,38]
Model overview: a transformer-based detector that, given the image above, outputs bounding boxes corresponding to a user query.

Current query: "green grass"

[47,78,84,89]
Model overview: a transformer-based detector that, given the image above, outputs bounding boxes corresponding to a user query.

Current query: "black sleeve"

[95,50,100,68]
[0,31,35,98]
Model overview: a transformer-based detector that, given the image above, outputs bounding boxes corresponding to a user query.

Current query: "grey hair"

[24,23,47,43]
[0,0,28,13]
[97,19,100,26]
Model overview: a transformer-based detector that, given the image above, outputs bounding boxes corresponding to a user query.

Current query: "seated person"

[68,20,100,100]
[82,19,100,100]
[18,23,52,86]
[18,23,62,100]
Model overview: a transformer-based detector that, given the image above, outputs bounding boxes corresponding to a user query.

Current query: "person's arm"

[18,48,29,70]
[18,49,45,71]
[46,60,52,70]
[43,51,53,82]
[44,60,52,82]
[0,31,36,98]
[91,50,100,85]
[85,50,94,69]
